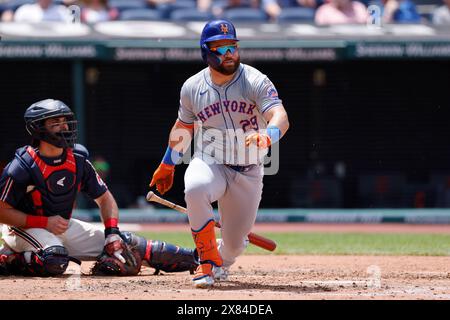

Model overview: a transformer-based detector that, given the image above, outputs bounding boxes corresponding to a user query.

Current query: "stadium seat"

[169,0,197,10]
[358,173,407,208]
[277,7,316,23]
[171,8,214,21]
[109,0,147,12]
[290,178,343,208]
[430,173,450,207]
[4,0,34,11]
[411,0,442,4]
[400,183,435,208]
[158,0,198,19]
[119,8,163,21]
[419,12,433,24]
[223,8,268,22]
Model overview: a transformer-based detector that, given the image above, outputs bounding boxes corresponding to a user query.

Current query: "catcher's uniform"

[0,144,106,259]
[0,145,198,276]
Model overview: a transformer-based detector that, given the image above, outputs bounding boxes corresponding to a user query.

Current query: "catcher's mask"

[24,99,78,148]
[200,19,239,69]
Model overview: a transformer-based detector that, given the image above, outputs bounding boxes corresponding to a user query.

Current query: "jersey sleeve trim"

[92,187,108,200]
[262,102,282,114]
[177,118,194,127]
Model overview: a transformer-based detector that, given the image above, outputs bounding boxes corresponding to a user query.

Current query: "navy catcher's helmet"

[200,19,239,67]
[24,99,77,148]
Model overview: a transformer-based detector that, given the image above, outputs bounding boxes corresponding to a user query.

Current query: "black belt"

[225,164,257,172]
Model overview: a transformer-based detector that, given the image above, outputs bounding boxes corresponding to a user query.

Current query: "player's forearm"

[0,201,48,228]
[0,206,27,227]
[168,120,194,152]
[95,191,119,226]
[267,108,289,139]
[161,120,194,166]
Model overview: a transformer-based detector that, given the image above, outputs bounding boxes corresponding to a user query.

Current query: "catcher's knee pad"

[120,232,199,274]
[9,246,71,277]
[121,231,149,257]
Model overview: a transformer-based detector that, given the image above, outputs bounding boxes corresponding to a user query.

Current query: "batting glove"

[149,163,175,195]
[245,133,271,149]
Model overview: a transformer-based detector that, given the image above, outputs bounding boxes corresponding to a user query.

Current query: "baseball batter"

[0,99,198,277]
[150,19,289,288]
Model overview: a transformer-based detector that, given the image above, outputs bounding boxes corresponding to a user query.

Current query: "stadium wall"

[1,36,450,209]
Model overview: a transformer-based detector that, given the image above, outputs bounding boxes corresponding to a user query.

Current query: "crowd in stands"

[0,0,449,25]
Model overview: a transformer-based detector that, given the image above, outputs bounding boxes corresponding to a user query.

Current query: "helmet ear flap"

[201,42,222,68]
[201,43,209,63]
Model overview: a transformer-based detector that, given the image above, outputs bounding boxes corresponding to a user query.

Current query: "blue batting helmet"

[200,19,239,66]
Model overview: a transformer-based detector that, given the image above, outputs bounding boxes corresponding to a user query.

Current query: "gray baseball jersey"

[178,63,282,166]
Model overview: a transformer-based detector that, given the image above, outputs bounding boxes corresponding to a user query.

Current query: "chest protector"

[15,146,84,219]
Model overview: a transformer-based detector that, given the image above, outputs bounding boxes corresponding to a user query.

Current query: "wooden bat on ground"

[146,191,277,252]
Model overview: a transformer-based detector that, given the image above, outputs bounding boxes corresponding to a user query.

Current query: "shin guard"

[121,231,199,274]
[191,219,223,267]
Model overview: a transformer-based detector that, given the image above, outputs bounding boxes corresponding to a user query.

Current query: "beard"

[211,55,240,75]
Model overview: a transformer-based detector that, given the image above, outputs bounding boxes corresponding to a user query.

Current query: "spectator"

[211,0,260,18]
[61,0,80,4]
[262,0,323,22]
[145,0,176,19]
[1,9,13,22]
[80,0,118,23]
[1,0,16,22]
[92,155,111,182]
[147,0,175,5]
[432,0,450,25]
[198,0,212,12]
[315,0,369,25]
[13,0,72,22]
[91,156,134,208]
[370,0,421,23]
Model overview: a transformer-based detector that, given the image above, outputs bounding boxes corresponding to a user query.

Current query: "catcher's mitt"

[91,240,142,276]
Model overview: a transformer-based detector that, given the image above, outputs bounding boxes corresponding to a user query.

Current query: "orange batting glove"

[149,163,175,195]
[245,132,271,149]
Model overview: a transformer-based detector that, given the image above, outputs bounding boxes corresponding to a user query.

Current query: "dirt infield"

[1,255,449,300]
[1,223,449,299]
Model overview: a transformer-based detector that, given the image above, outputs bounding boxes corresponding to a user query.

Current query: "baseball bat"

[146,191,277,252]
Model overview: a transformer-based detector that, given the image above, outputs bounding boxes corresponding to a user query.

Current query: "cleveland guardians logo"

[220,24,229,34]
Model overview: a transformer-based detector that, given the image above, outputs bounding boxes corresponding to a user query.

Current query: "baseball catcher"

[0,99,198,277]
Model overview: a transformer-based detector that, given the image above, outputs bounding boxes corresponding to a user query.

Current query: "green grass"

[137,231,450,256]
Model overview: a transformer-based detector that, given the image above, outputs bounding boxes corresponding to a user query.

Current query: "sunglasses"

[210,44,238,56]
